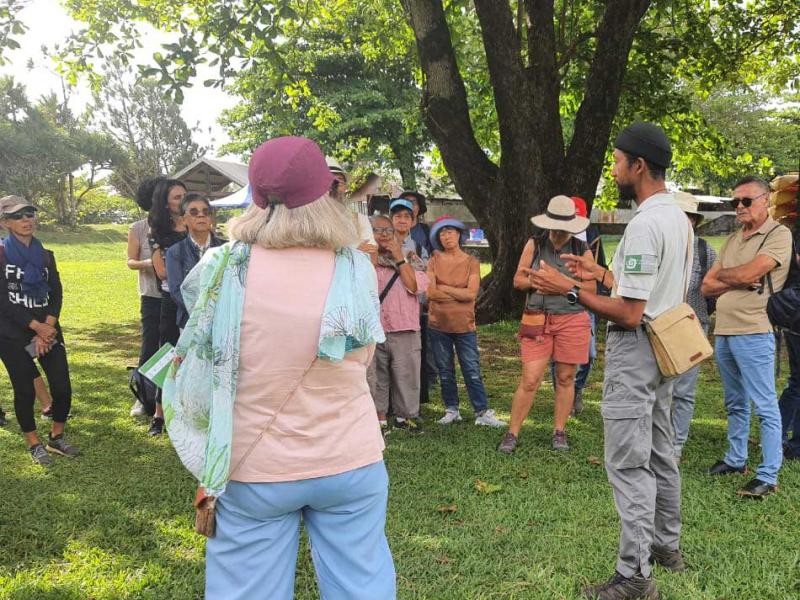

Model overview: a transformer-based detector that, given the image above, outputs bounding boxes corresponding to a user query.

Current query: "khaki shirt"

[714,218,792,335]
[611,193,691,320]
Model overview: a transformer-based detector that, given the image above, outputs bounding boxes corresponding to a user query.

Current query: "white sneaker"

[437,409,462,425]
[130,400,145,417]
[475,409,506,428]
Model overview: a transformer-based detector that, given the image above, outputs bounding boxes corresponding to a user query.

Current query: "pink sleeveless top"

[230,246,384,483]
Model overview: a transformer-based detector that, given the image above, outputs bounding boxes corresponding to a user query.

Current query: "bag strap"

[757,224,783,297]
[379,271,401,303]
[228,358,318,480]
[680,224,694,302]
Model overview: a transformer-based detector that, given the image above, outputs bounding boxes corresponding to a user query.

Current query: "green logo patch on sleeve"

[623,254,657,274]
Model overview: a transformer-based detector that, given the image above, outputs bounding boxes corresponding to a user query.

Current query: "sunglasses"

[187,208,212,217]
[730,193,766,209]
[5,209,36,220]
[372,227,395,235]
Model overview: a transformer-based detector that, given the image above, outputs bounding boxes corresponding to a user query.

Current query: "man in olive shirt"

[702,175,792,498]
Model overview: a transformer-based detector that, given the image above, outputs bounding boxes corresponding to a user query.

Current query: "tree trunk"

[404,0,652,321]
[67,172,78,227]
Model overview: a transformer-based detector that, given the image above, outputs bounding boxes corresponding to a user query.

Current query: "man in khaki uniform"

[702,175,792,498]
[532,121,689,600]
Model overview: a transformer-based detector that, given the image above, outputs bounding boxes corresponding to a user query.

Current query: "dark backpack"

[128,367,157,416]
[697,238,716,315]
[766,235,800,334]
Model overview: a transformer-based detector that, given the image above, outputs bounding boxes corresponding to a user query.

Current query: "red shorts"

[520,311,591,365]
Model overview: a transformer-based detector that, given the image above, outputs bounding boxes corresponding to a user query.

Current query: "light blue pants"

[670,324,708,452]
[670,363,701,452]
[206,461,396,600]
[716,334,783,485]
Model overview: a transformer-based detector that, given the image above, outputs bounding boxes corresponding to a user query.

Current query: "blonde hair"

[228,194,359,250]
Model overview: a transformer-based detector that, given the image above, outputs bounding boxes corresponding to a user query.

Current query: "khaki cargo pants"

[602,327,682,578]
[367,330,422,420]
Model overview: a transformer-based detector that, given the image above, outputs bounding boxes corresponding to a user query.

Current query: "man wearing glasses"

[701,175,792,498]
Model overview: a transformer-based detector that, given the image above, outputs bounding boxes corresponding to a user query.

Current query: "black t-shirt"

[0,245,63,342]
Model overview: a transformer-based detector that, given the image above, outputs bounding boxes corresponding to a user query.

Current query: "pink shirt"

[230,246,384,483]
[376,265,428,333]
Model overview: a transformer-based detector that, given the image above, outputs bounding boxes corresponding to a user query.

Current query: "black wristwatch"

[565,285,581,305]
[395,258,407,267]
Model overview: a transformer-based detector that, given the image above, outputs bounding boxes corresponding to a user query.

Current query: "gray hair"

[228,194,359,250]
[370,214,392,227]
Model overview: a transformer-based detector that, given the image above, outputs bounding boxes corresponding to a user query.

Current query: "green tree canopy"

[46,0,800,316]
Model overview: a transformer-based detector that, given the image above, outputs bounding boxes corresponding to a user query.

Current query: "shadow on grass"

[70,321,141,365]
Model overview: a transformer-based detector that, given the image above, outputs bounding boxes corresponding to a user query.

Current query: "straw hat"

[674,191,703,224]
[530,195,589,234]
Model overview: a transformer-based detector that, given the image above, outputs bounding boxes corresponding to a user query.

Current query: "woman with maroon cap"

[164,137,395,600]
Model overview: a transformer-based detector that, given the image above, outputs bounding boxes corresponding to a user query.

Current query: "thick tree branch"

[565,0,652,209]
[524,0,564,183]
[402,0,497,227]
[473,0,531,163]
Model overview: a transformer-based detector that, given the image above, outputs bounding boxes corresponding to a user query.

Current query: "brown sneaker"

[581,572,659,599]
[649,544,685,572]
[497,431,518,454]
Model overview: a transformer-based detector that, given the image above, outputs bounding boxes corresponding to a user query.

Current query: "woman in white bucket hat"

[498,195,596,454]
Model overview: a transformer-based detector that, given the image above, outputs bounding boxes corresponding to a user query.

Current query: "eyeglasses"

[187,208,212,217]
[372,227,395,235]
[731,192,767,209]
[5,209,36,220]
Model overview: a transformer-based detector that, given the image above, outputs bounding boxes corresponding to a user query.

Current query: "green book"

[138,343,176,389]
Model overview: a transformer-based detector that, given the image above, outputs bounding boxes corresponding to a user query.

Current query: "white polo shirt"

[611,192,692,320]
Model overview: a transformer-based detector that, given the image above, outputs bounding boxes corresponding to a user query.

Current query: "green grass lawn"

[1,226,798,599]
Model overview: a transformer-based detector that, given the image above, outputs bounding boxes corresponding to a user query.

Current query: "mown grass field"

[0,225,797,599]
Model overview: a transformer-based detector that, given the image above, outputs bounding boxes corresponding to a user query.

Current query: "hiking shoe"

[737,477,777,499]
[552,429,570,451]
[148,417,165,436]
[581,572,659,599]
[475,409,505,427]
[46,434,80,458]
[571,389,584,416]
[708,460,747,476]
[30,443,53,467]
[130,400,146,417]
[0,408,7,427]
[497,431,518,454]
[438,409,462,425]
[649,545,686,572]
[394,417,423,434]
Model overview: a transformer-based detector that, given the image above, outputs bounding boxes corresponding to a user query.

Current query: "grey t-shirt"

[611,193,692,320]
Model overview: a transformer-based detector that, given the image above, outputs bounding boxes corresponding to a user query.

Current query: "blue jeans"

[779,332,800,453]
[428,329,489,413]
[716,334,783,485]
[206,461,395,600]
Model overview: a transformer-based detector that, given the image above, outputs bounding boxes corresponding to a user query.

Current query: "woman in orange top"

[427,216,506,428]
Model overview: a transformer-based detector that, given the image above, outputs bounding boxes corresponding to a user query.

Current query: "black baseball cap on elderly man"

[614,121,672,169]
